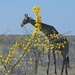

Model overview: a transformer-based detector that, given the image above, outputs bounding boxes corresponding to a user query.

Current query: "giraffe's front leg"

[61,57,65,75]
[65,57,68,75]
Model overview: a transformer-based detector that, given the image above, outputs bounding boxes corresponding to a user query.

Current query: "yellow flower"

[57,43,59,45]
[44,47,47,50]
[0,66,2,69]
[35,31,41,35]
[22,44,25,47]
[50,44,54,47]
[53,34,56,36]
[27,42,30,45]
[50,34,53,37]
[34,44,37,47]
[46,45,49,48]
[15,41,19,46]
[34,40,37,42]
[36,17,41,22]
[54,51,59,56]
[30,58,32,61]
[44,36,48,40]
[9,63,12,66]
[1,59,4,62]
[32,6,41,13]
[30,61,33,64]
[23,47,27,50]
[0,55,2,58]
[27,49,31,52]
[43,44,47,47]
[62,45,65,48]
[58,46,60,49]
[17,64,21,67]
[38,39,40,42]
[20,55,22,58]
[58,50,62,54]
[8,70,11,73]
[8,54,11,57]
[64,41,67,44]
[35,28,40,31]
[11,51,15,55]
[5,57,9,62]
[34,28,39,31]
[54,51,57,54]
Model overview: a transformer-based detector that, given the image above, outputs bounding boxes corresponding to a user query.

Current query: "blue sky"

[0,0,75,35]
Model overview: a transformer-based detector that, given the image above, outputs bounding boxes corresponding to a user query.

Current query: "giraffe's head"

[21,14,31,27]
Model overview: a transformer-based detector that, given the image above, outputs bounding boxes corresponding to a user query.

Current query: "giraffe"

[21,14,69,75]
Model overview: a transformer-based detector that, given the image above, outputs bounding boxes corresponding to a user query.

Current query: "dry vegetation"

[0,35,75,75]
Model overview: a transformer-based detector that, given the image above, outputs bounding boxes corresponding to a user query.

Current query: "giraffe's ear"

[24,14,28,20]
[24,14,28,17]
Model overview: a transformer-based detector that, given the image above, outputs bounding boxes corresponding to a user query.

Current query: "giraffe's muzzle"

[21,23,24,27]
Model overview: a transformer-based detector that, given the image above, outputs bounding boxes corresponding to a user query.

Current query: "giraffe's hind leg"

[66,56,69,68]
[61,57,65,75]
[61,56,68,75]
[65,57,68,75]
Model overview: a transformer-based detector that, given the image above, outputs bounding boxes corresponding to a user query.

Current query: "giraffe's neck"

[30,19,59,36]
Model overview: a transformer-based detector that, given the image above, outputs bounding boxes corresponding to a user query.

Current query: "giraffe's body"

[21,14,69,75]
